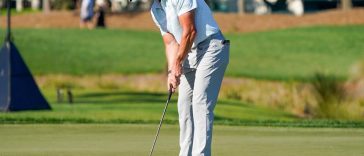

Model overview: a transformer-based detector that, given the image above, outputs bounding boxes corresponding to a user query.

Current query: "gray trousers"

[178,32,229,156]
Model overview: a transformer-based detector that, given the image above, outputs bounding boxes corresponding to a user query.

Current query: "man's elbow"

[190,28,197,40]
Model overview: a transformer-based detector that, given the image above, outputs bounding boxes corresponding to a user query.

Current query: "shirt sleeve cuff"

[161,30,167,36]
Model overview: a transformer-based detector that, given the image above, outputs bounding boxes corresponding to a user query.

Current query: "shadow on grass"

[74,91,176,104]
[217,99,254,108]
[216,100,298,119]
[75,91,257,106]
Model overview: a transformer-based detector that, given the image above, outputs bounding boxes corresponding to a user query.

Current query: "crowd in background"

[2,0,364,16]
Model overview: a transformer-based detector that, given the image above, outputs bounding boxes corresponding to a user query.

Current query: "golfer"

[151,0,229,155]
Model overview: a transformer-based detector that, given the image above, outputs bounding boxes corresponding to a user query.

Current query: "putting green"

[0,124,363,156]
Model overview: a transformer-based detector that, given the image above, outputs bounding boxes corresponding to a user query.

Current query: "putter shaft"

[149,90,173,156]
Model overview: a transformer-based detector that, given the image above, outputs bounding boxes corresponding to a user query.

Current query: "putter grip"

[167,89,173,102]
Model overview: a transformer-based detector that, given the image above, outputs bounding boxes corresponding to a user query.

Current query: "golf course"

[3,25,364,80]
[1,124,364,156]
[1,5,364,155]
[0,25,363,155]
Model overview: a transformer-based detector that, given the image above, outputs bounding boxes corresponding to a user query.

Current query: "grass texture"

[0,25,363,80]
[0,124,363,156]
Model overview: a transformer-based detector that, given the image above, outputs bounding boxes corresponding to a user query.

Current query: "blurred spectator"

[96,0,107,28]
[80,0,95,29]
[43,0,51,13]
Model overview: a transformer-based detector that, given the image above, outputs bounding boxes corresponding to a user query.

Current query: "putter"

[149,89,173,156]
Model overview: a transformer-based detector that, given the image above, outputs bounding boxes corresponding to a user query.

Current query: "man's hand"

[167,73,178,93]
[168,63,182,92]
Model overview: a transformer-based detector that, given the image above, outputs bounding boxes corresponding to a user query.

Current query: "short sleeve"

[174,0,197,16]
[151,7,168,36]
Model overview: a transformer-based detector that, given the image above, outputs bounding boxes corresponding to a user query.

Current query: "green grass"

[228,25,364,80]
[0,124,363,156]
[0,8,40,16]
[1,25,363,80]
[0,89,295,124]
[1,89,363,127]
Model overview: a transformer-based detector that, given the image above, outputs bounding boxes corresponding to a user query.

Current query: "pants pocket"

[206,39,224,52]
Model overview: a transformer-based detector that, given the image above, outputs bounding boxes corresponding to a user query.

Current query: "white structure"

[254,0,304,16]
[10,0,40,11]
[287,0,304,16]
[254,0,270,15]
[16,0,23,12]
[110,0,151,12]
[96,0,107,6]
[111,0,129,12]
[31,0,40,10]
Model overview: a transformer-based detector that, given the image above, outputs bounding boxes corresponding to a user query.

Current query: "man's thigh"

[193,42,229,110]
[178,69,196,114]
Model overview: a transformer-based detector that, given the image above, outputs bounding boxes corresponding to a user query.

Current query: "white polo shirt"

[150,0,220,45]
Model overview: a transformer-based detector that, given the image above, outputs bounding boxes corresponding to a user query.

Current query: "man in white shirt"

[151,0,229,155]
[80,0,95,29]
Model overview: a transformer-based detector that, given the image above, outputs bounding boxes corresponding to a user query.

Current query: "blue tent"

[0,0,51,111]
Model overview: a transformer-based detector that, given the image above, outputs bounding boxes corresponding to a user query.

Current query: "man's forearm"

[162,33,179,70]
[165,40,179,70]
[175,9,197,66]
[175,30,196,65]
